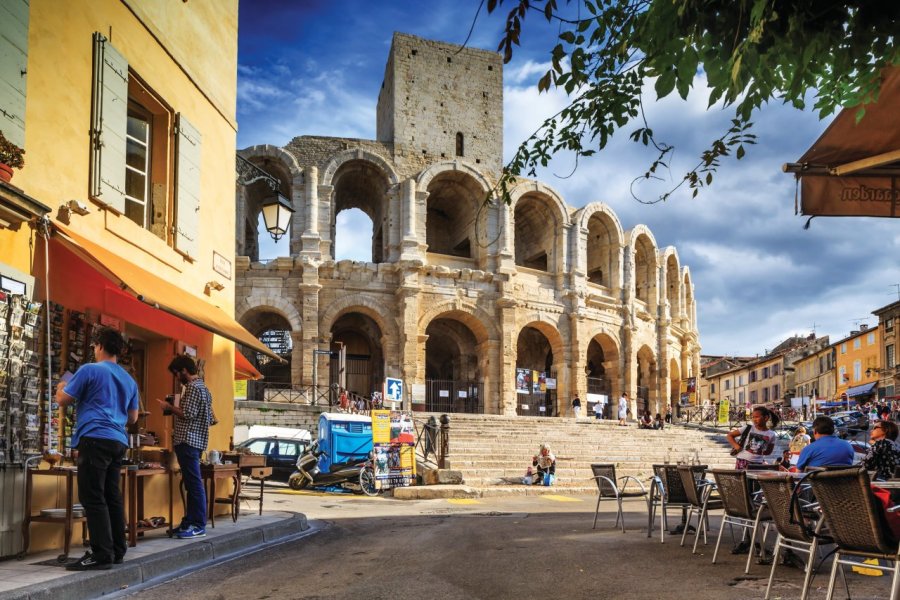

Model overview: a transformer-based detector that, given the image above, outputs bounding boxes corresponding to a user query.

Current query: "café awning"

[784,68,900,218]
[235,350,263,381]
[846,382,877,398]
[51,222,282,361]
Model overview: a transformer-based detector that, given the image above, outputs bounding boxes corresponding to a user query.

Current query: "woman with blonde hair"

[788,426,811,467]
[531,443,556,486]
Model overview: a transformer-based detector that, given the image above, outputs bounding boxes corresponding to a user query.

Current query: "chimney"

[860,324,869,331]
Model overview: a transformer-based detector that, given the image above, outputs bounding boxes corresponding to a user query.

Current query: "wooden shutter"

[0,0,29,148]
[174,114,201,258]
[89,33,127,213]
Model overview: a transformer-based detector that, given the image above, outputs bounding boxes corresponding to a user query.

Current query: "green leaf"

[560,30,576,44]
[655,69,676,98]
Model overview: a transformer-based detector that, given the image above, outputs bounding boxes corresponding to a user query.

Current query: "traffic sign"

[385,377,403,403]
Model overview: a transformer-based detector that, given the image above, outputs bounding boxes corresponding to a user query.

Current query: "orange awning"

[51,222,282,361]
[786,68,900,218]
[235,350,263,380]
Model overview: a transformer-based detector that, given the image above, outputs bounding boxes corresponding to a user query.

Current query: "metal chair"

[677,465,723,553]
[647,464,700,543]
[709,468,772,574]
[809,467,900,600]
[591,463,649,533]
[756,473,824,600]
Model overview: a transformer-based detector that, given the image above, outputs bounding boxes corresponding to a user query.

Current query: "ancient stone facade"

[235,33,701,418]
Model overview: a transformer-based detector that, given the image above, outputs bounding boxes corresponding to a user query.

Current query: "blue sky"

[236,0,900,356]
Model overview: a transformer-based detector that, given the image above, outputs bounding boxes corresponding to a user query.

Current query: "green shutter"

[175,114,201,258]
[0,0,29,149]
[89,33,127,213]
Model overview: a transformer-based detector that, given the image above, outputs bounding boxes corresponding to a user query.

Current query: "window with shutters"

[0,0,28,150]
[89,33,200,259]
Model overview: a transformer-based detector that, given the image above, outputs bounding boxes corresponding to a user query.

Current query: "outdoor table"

[21,468,87,560]
[124,466,171,547]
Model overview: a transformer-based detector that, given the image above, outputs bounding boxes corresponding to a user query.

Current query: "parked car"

[831,410,869,431]
[234,436,311,481]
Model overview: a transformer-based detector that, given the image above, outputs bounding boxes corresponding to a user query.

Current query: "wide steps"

[434,414,734,489]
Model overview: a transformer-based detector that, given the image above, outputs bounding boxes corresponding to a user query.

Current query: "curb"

[0,512,310,600]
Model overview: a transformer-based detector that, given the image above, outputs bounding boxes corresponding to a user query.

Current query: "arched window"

[455,132,464,157]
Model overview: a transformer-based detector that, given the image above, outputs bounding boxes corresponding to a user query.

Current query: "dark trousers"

[76,437,126,563]
[175,443,207,528]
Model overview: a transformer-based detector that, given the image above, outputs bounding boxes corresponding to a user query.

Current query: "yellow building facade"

[833,325,881,405]
[0,0,270,557]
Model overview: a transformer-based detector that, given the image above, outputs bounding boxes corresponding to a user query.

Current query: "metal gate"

[516,370,557,417]
[332,354,369,399]
[425,380,484,413]
[586,376,611,418]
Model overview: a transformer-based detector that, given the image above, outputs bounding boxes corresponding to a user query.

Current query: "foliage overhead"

[485,0,900,203]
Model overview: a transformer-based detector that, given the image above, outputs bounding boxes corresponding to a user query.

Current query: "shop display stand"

[21,468,87,561]
[0,293,43,466]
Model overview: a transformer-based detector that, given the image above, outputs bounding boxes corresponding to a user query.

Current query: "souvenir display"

[0,294,43,464]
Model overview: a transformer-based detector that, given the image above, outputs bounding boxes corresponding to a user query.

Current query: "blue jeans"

[175,443,206,528]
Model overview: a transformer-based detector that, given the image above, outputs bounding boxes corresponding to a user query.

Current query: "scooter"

[288,440,377,495]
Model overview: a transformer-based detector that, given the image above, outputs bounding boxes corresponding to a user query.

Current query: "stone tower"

[376,32,503,178]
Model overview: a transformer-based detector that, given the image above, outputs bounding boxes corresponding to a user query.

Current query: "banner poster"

[532,370,541,393]
[515,368,532,394]
[233,379,247,401]
[717,397,730,425]
[681,377,697,405]
[371,410,416,489]
[538,372,547,393]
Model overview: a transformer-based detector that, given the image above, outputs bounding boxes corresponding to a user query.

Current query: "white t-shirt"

[735,426,777,463]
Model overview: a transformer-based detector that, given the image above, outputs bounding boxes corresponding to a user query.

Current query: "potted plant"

[0,130,25,183]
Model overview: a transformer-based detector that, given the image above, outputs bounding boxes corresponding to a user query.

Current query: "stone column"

[497,296,518,415]
[399,179,422,262]
[298,280,322,388]
[396,277,420,411]
[476,339,500,414]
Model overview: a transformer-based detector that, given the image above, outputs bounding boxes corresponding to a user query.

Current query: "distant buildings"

[701,299,899,410]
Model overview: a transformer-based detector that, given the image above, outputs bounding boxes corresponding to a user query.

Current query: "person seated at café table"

[775,449,793,471]
[795,416,854,471]
[864,419,900,481]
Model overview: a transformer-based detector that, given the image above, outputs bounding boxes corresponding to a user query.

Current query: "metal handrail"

[412,414,449,469]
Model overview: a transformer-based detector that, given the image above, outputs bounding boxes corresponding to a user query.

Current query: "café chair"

[677,465,723,553]
[591,463,648,533]
[808,467,900,600]
[709,468,772,574]
[647,463,701,543]
[756,473,826,600]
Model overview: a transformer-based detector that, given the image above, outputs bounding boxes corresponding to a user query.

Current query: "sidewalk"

[0,510,310,600]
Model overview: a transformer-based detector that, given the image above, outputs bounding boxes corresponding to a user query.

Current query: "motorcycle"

[288,440,378,496]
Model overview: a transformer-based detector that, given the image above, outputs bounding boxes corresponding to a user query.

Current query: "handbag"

[730,425,752,456]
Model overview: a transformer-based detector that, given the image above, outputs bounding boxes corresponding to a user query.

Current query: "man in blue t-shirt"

[796,416,855,471]
[57,327,139,571]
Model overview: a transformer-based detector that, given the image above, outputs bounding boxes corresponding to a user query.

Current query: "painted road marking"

[540,495,583,502]
[447,498,481,505]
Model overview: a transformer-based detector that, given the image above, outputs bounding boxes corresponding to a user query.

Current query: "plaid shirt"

[173,378,212,450]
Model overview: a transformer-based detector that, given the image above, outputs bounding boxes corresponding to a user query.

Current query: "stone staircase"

[436,413,735,494]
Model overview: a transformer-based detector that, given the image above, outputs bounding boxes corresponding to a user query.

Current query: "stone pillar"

[298,280,322,387]
[497,296,518,415]
[396,279,420,411]
[305,166,319,235]
[400,179,422,262]
[476,339,500,414]
[314,184,333,258]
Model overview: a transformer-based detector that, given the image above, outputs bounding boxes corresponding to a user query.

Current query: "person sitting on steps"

[530,443,556,486]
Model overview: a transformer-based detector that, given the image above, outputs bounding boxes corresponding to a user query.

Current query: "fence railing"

[424,380,484,413]
[246,381,336,405]
[412,414,450,469]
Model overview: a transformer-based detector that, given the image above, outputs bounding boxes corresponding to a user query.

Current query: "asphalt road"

[128,488,890,600]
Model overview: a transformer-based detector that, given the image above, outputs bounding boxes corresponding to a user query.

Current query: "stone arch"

[416,159,494,192]
[235,298,302,399]
[682,267,695,330]
[626,225,660,309]
[583,329,621,417]
[514,317,567,416]
[669,357,682,416]
[236,145,303,260]
[326,155,396,263]
[508,181,570,273]
[319,294,399,346]
[235,296,303,333]
[635,343,659,415]
[321,148,399,187]
[661,247,682,322]
[417,299,498,343]
[575,202,625,290]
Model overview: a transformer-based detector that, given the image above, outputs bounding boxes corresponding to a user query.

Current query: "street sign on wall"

[385,377,403,404]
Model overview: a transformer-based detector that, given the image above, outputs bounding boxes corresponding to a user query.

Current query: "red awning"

[235,350,263,381]
[786,68,900,218]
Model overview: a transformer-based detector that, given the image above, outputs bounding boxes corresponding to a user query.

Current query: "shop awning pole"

[38,216,52,455]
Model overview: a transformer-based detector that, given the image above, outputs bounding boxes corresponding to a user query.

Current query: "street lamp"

[261,192,294,242]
